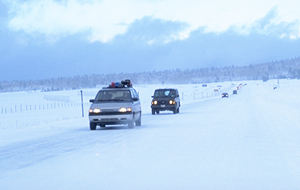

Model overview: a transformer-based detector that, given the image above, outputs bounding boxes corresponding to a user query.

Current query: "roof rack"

[106,79,132,88]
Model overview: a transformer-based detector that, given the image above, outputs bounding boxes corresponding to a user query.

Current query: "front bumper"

[151,104,176,111]
[89,112,133,125]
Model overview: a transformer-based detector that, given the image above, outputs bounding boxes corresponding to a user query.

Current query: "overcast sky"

[1,0,300,81]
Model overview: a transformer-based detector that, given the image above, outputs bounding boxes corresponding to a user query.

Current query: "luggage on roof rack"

[107,79,132,88]
[121,79,132,87]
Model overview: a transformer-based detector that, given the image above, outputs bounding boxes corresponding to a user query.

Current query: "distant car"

[221,93,229,98]
[273,87,277,90]
[89,79,141,130]
[233,90,237,94]
[151,88,180,114]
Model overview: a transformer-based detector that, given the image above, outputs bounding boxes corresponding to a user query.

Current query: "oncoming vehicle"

[151,88,180,114]
[89,79,141,130]
[233,90,237,94]
[221,93,229,98]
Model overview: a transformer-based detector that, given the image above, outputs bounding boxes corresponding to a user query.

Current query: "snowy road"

[1,80,300,189]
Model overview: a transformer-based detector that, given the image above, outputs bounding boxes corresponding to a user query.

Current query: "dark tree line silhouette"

[1,56,300,92]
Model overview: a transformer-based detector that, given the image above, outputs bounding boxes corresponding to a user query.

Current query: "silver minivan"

[89,80,141,130]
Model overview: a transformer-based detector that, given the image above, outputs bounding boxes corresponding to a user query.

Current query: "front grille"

[89,112,131,116]
[158,100,167,104]
[101,118,119,121]
[101,109,116,112]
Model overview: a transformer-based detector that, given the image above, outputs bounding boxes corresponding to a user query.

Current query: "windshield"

[95,90,132,102]
[154,90,176,98]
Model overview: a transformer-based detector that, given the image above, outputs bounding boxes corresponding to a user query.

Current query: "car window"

[131,89,139,99]
[170,90,176,98]
[122,91,132,101]
[95,90,132,101]
[154,90,176,98]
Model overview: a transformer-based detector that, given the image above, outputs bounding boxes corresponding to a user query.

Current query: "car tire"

[156,110,160,114]
[177,107,180,113]
[128,120,134,128]
[135,113,142,126]
[100,124,106,128]
[152,109,155,115]
[173,108,177,114]
[90,122,97,130]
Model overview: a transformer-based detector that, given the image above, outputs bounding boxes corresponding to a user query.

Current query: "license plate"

[161,105,165,107]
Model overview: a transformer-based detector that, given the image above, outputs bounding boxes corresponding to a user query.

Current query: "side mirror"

[151,96,154,98]
[89,99,95,103]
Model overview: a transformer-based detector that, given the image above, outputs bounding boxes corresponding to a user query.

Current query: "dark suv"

[151,88,180,114]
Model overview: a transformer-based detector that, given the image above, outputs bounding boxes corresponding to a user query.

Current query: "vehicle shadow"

[97,124,144,130]
[98,126,130,130]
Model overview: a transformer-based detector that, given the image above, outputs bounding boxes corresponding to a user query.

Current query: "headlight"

[169,100,175,105]
[94,108,101,113]
[152,100,158,105]
[89,108,101,113]
[119,107,132,112]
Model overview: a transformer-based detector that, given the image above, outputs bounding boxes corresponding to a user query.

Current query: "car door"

[130,89,141,120]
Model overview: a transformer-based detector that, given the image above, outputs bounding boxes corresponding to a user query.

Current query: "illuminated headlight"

[152,100,158,105]
[119,107,132,112]
[169,100,175,105]
[89,108,101,113]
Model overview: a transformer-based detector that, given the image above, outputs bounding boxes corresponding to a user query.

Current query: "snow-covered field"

[1,79,300,190]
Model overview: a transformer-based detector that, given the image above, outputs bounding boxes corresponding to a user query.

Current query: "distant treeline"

[1,56,300,92]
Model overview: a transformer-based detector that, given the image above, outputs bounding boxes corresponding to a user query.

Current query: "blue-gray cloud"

[0,1,7,18]
[1,11,300,81]
[248,7,300,38]
[113,16,189,44]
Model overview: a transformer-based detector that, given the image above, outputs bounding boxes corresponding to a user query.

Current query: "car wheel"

[173,108,177,114]
[128,120,134,128]
[152,109,155,115]
[135,113,142,126]
[156,110,160,114]
[177,107,180,113]
[90,122,97,130]
[100,124,106,128]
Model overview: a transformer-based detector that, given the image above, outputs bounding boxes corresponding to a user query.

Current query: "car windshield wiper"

[112,99,125,101]
[95,99,125,102]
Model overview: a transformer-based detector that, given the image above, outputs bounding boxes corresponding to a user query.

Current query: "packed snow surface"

[1,79,300,190]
